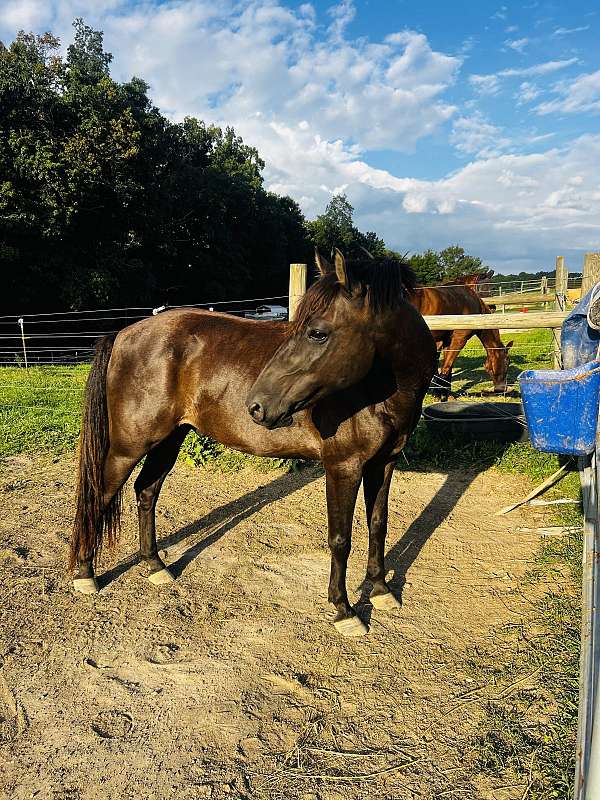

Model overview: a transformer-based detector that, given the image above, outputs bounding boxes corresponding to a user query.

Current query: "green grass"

[448,328,554,396]
[0,365,87,457]
[0,365,299,471]
[396,329,582,798]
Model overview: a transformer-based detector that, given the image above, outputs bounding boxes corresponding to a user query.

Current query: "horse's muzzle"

[246,397,293,429]
[248,401,265,423]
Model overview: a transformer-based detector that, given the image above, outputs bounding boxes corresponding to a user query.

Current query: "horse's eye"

[307,328,328,343]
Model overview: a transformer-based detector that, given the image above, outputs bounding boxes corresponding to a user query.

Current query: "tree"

[409,245,491,286]
[0,21,310,313]
[437,245,488,282]
[306,193,385,259]
[409,249,443,285]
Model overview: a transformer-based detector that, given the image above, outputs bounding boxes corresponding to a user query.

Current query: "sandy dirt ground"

[0,454,548,800]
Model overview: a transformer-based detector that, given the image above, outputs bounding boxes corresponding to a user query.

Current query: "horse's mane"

[292,255,417,333]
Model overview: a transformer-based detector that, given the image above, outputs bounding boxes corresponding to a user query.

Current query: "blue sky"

[1,0,599,273]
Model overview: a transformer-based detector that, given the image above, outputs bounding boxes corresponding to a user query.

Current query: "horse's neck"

[373,309,429,378]
[407,288,423,312]
[478,328,503,350]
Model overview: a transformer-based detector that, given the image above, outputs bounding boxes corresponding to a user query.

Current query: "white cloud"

[469,73,501,95]
[0,1,598,272]
[536,69,600,115]
[0,0,49,31]
[255,121,600,270]
[469,59,578,98]
[553,25,590,36]
[327,0,355,41]
[516,81,541,104]
[80,6,460,154]
[499,58,579,77]
[450,114,512,158]
[505,37,529,53]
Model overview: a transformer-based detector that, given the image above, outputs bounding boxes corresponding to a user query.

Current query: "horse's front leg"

[324,461,366,637]
[363,459,401,612]
[437,330,471,400]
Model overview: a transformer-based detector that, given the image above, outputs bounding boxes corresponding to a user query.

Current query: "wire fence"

[2,272,582,367]
[1,295,289,366]
[1,257,573,377]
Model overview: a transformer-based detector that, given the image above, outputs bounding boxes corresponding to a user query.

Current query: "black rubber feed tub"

[422,401,528,443]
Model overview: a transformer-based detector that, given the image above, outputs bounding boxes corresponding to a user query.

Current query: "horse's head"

[484,340,513,393]
[246,249,413,429]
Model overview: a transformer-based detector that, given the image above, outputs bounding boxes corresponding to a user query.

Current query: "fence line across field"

[0,273,586,328]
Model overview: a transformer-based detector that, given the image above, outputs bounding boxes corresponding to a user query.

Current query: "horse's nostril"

[248,401,265,422]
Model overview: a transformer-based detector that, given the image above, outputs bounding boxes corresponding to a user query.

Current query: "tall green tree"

[306,194,385,260]
[410,245,491,285]
[0,20,309,313]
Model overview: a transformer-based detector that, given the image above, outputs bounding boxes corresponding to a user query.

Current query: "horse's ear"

[314,248,333,276]
[505,340,514,350]
[334,248,350,289]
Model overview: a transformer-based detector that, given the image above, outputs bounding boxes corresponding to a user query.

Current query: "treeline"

[1,21,494,315]
[0,22,313,314]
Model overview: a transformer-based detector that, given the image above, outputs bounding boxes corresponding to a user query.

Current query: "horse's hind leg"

[363,459,400,612]
[133,425,191,585]
[74,449,142,593]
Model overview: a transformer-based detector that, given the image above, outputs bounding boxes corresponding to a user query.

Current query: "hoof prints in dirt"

[0,456,542,799]
[147,642,181,664]
[0,672,28,741]
[91,710,133,739]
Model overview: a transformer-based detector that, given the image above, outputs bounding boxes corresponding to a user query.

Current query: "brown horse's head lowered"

[246,249,417,429]
[484,339,513,393]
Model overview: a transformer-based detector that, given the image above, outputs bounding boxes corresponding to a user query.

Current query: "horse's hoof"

[73,577,99,595]
[333,616,368,637]
[370,591,401,612]
[148,568,175,586]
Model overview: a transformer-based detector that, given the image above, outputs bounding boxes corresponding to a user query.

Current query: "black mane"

[292,254,417,333]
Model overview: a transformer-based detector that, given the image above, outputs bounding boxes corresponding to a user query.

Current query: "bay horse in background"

[408,274,513,399]
[71,250,436,637]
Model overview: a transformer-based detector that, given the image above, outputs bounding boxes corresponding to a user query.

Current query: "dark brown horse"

[71,250,436,636]
[409,275,513,398]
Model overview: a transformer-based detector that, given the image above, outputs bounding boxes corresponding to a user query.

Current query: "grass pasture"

[0,365,86,458]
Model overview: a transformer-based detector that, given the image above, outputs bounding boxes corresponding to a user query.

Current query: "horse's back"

[411,285,483,316]
[105,309,324,459]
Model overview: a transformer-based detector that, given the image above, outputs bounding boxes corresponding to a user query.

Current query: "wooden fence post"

[288,263,307,322]
[553,256,568,369]
[17,317,28,369]
[582,253,600,296]
[541,275,549,311]
[555,256,568,310]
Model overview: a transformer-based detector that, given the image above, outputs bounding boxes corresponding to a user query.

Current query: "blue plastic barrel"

[519,361,600,455]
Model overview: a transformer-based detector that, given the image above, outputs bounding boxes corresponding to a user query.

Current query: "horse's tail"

[70,334,121,570]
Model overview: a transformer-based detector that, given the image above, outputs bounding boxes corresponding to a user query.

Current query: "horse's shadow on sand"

[100,464,323,588]
[101,459,487,628]
[355,468,480,625]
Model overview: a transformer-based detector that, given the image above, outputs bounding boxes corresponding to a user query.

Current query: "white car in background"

[244,304,288,321]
